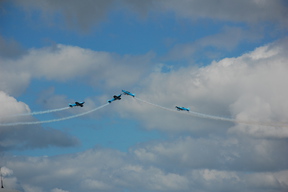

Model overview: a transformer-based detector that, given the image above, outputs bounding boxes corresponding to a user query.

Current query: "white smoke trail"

[134,97,288,128]
[13,107,71,116]
[0,103,109,126]
[134,97,233,121]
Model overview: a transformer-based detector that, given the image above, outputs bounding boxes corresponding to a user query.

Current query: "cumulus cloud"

[0,61,31,96]
[133,136,288,172]
[0,44,154,96]
[114,38,288,139]
[0,91,79,151]
[2,143,288,192]
[0,91,30,122]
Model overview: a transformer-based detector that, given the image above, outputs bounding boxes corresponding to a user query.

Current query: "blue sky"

[1,1,288,192]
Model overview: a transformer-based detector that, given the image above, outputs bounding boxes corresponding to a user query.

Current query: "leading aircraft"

[108,94,122,103]
[175,106,190,112]
[69,101,85,107]
[122,90,135,97]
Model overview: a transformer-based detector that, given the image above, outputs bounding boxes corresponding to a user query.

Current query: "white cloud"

[0,68,31,96]
[51,188,69,192]
[1,167,13,176]
[2,141,288,192]
[0,91,30,123]
[132,136,288,172]
[0,44,154,96]
[81,179,113,191]
[22,184,44,192]
[114,38,288,139]
[0,91,79,151]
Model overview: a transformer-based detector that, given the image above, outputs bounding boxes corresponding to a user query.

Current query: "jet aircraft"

[122,90,135,97]
[175,106,190,112]
[69,101,85,107]
[108,94,122,103]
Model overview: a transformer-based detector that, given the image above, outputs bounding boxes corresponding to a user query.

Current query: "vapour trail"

[12,107,71,117]
[134,97,288,127]
[0,103,109,126]
[134,97,234,122]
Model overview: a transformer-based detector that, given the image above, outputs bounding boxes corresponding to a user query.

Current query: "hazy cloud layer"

[0,36,27,59]
[161,0,288,24]
[166,26,264,61]
[2,142,288,192]
[11,0,288,30]
[0,124,79,151]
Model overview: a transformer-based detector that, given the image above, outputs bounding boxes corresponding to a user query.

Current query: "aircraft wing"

[122,90,135,97]
[75,102,85,107]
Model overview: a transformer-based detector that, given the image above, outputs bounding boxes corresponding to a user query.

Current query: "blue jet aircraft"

[176,106,190,112]
[69,101,85,107]
[108,94,122,103]
[122,90,135,97]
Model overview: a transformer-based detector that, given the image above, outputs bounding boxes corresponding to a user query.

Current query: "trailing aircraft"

[108,94,122,103]
[122,90,135,97]
[175,106,190,112]
[69,101,85,107]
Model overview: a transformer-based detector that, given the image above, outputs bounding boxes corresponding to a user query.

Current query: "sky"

[0,0,288,192]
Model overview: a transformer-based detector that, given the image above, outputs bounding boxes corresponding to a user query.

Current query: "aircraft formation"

[0,89,284,128]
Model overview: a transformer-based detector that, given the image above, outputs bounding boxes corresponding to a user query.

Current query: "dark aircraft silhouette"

[108,94,122,103]
[69,101,85,108]
[175,106,190,112]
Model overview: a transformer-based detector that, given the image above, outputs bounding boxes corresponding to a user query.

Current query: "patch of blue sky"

[2,1,280,67]
[0,2,46,48]
[11,117,164,156]
[0,3,229,53]
[17,78,99,101]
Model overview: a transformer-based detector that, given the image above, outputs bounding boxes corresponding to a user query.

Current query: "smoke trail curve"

[134,97,232,120]
[134,97,288,128]
[0,103,109,126]
[12,107,71,117]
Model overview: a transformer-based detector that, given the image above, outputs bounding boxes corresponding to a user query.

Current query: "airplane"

[108,94,122,103]
[175,106,190,112]
[122,90,135,97]
[69,101,85,107]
